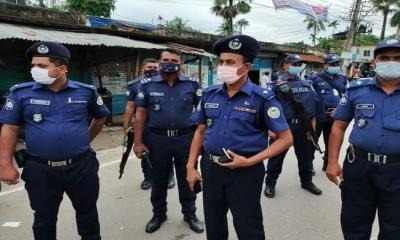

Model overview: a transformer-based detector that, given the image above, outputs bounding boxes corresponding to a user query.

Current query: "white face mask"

[375,62,400,81]
[217,65,246,84]
[31,67,58,85]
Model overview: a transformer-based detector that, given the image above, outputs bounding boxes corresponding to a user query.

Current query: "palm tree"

[211,0,252,35]
[328,20,339,35]
[235,18,249,34]
[304,17,326,46]
[166,17,197,36]
[371,0,397,40]
[390,4,400,38]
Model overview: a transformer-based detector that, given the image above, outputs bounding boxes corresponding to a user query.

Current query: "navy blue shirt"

[0,80,110,160]
[126,76,151,102]
[135,75,202,129]
[271,75,318,120]
[198,80,288,155]
[334,78,400,154]
[309,71,347,110]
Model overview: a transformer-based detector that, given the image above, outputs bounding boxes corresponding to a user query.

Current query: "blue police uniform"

[135,75,201,217]
[334,77,400,239]
[198,79,288,240]
[0,80,109,240]
[265,74,318,187]
[309,70,347,167]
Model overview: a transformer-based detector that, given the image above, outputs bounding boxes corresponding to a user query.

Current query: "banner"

[272,0,329,22]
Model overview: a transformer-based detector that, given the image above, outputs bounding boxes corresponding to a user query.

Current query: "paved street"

[0,127,378,240]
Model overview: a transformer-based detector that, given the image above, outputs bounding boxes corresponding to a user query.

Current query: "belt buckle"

[48,158,72,167]
[368,153,387,164]
[208,154,219,163]
[167,130,177,137]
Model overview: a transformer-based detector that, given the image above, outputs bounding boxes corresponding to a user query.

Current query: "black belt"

[28,150,92,168]
[349,146,400,165]
[150,127,196,137]
[205,152,257,163]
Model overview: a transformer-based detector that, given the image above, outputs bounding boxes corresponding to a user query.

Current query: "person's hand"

[186,167,202,191]
[0,163,19,185]
[133,142,149,158]
[218,150,254,169]
[326,161,343,185]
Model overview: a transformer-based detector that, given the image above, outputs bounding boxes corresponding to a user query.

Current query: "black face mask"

[144,69,158,78]
[159,62,180,74]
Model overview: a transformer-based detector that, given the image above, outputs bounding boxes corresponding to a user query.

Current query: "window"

[363,50,371,57]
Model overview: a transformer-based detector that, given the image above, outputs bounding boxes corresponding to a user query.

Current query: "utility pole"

[344,0,362,51]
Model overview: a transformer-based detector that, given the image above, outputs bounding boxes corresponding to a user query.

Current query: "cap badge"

[229,38,242,50]
[37,44,49,54]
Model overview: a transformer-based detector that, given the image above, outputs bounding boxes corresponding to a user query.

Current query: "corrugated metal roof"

[0,23,166,49]
[165,42,216,58]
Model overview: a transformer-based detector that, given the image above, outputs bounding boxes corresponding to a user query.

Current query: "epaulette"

[203,84,221,93]
[140,77,152,84]
[73,81,97,91]
[128,78,142,86]
[9,82,35,92]
[253,86,275,101]
[346,78,375,90]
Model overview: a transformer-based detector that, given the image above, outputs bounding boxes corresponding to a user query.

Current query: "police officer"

[0,41,109,240]
[186,35,293,240]
[309,54,348,171]
[327,39,400,239]
[124,58,175,190]
[133,48,204,233]
[264,55,323,198]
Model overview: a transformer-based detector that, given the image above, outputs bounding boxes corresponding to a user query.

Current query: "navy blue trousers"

[147,131,196,216]
[265,123,314,186]
[341,155,400,240]
[201,155,265,240]
[21,151,100,240]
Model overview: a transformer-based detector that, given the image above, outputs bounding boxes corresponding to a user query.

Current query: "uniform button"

[171,98,174,101]
[228,101,231,104]
[219,131,223,134]
[224,116,227,119]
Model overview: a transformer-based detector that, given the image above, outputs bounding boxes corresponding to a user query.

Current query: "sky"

[111,0,397,45]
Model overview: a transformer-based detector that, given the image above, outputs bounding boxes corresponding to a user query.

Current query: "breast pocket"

[149,97,165,112]
[64,103,88,122]
[229,111,256,133]
[383,110,400,131]
[23,104,50,123]
[179,93,194,111]
[354,109,376,129]
[204,108,221,129]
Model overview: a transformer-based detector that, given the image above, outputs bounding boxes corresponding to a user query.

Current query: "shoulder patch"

[346,78,375,90]
[9,82,35,92]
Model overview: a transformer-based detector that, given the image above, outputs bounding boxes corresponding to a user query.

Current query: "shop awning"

[286,53,324,63]
[164,42,216,59]
[0,22,166,49]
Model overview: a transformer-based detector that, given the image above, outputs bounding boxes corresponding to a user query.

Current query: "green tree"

[328,20,339,35]
[234,18,249,34]
[166,17,198,35]
[284,41,308,49]
[390,3,400,38]
[371,0,397,40]
[304,17,326,46]
[66,0,116,18]
[317,37,341,51]
[211,0,252,35]
[356,33,380,46]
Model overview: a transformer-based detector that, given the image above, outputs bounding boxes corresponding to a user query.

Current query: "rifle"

[119,127,134,179]
[276,80,324,154]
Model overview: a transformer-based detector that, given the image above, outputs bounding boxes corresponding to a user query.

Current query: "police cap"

[323,54,340,64]
[26,41,71,62]
[374,39,400,57]
[213,35,260,62]
[284,54,303,64]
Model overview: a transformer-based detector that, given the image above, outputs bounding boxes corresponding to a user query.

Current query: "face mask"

[375,62,400,81]
[144,69,158,78]
[31,67,58,85]
[217,65,246,85]
[288,66,302,76]
[326,66,340,75]
[159,62,180,74]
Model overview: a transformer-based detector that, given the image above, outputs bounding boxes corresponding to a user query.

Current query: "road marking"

[0,157,134,197]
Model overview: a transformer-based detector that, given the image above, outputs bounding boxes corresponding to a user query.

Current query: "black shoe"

[145,214,167,233]
[183,215,204,233]
[264,185,275,198]
[301,183,323,195]
[141,178,151,190]
[167,175,175,189]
